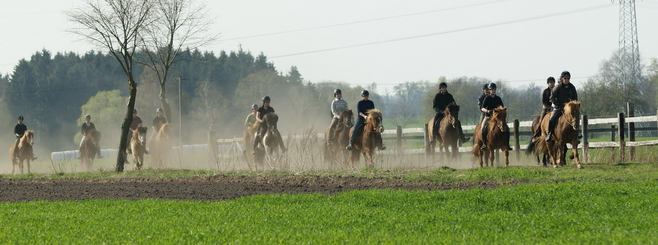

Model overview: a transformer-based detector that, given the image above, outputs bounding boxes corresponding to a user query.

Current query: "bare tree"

[140,0,216,123]
[67,0,155,172]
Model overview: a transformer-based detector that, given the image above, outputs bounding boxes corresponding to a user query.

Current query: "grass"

[1,180,657,244]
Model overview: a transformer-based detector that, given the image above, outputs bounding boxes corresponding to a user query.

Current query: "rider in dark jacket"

[252,96,286,154]
[546,71,578,142]
[530,77,556,142]
[13,116,37,160]
[431,82,469,144]
[479,83,511,151]
[477,83,489,122]
[346,90,385,151]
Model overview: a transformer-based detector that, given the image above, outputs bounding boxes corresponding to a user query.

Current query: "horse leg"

[571,141,582,169]
[546,142,558,168]
[488,149,495,167]
[503,149,509,167]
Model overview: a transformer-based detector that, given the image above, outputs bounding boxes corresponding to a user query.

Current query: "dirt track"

[0,175,502,202]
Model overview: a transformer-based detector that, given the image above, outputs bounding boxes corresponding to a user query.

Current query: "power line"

[270,4,614,59]
[220,0,512,41]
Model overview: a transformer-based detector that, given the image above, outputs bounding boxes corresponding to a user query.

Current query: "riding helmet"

[334,89,342,95]
[262,96,271,102]
[483,83,489,90]
[439,82,448,88]
[560,70,571,79]
[18,116,24,120]
[360,90,370,96]
[488,82,497,90]
[85,114,91,119]
[251,103,259,109]
[156,108,163,112]
[133,109,137,113]
[547,77,556,83]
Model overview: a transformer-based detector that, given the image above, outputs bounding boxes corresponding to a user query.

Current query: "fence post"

[627,102,635,161]
[208,130,217,160]
[513,119,520,161]
[423,124,429,160]
[618,112,625,162]
[396,125,402,155]
[581,115,588,163]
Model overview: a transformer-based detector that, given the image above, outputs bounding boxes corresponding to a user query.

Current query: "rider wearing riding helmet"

[129,109,147,154]
[245,104,259,128]
[152,108,168,134]
[13,116,37,160]
[479,83,511,151]
[329,89,349,135]
[431,82,469,144]
[252,96,287,154]
[546,70,578,143]
[346,90,385,151]
[478,83,490,123]
[530,77,556,142]
[79,114,102,159]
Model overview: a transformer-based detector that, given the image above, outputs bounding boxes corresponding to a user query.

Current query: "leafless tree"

[140,0,217,123]
[67,0,155,172]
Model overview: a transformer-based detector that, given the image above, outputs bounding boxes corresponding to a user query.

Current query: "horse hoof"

[577,165,583,169]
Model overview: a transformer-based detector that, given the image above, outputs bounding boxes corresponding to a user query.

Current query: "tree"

[75,90,127,147]
[67,0,155,172]
[140,0,216,123]
[387,81,431,127]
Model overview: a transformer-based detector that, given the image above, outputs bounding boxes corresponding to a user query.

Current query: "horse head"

[340,110,355,128]
[136,127,148,146]
[444,103,460,128]
[263,113,279,134]
[367,109,384,133]
[563,100,581,130]
[491,106,508,132]
[158,123,172,139]
[22,130,35,146]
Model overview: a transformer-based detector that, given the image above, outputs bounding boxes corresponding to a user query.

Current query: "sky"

[2,0,658,93]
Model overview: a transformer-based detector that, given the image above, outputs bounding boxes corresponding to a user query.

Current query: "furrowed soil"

[0,175,503,202]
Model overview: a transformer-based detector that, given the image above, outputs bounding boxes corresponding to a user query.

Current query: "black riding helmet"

[360,90,369,96]
[482,83,489,90]
[439,82,447,88]
[334,89,342,95]
[561,70,571,79]
[18,116,24,120]
[488,83,497,90]
[262,96,271,102]
[251,103,259,109]
[547,77,556,83]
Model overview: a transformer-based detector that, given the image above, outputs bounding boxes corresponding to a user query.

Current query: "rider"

[530,77,556,142]
[477,83,490,123]
[13,116,37,160]
[479,83,511,151]
[129,109,147,154]
[346,90,386,151]
[328,89,349,140]
[152,108,168,134]
[546,71,578,143]
[79,114,102,159]
[252,96,287,154]
[431,82,469,144]
[245,104,259,128]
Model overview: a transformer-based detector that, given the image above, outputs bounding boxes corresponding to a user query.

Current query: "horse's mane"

[367,109,381,120]
[158,123,171,135]
[562,100,581,120]
[340,109,353,119]
[18,130,34,148]
[487,106,508,128]
[263,113,278,125]
[444,103,460,116]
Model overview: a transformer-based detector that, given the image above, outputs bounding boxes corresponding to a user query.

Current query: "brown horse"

[427,103,461,160]
[262,113,285,166]
[243,120,265,170]
[472,106,510,167]
[535,101,582,168]
[128,127,148,170]
[80,129,101,171]
[8,130,35,174]
[324,109,354,164]
[349,109,384,168]
[149,123,171,168]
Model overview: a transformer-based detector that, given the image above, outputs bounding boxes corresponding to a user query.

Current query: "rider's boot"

[31,154,38,161]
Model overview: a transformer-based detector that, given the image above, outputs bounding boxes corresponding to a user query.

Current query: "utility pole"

[615,0,642,89]
[178,76,183,154]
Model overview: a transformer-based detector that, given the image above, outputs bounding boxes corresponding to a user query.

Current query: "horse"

[427,103,461,160]
[243,121,265,170]
[149,123,171,168]
[324,110,354,165]
[535,101,582,168]
[128,127,148,170]
[349,109,384,168]
[8,130,35,174]
[80,129,101,171]
[529,115,548,166]
[261,112,285,167]
[472,106,510,167]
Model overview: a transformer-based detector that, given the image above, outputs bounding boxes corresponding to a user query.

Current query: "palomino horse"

[128,127,148,170]
[535,101,582,168]
[261,113,286,168]
[8,130,35,174]
[149,123,171,168]
[427,103,461,160]
[324,109,354,164]
[349,109,384,168]
[243,121,265,170]
[80,129,101,171]
[472,106,510,167]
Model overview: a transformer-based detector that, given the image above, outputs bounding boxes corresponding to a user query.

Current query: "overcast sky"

[1,0,658,93]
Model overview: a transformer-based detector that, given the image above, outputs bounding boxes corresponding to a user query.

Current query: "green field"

[2,163,658,244]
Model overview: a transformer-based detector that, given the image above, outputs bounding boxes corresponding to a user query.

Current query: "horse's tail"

[525,139,537,155]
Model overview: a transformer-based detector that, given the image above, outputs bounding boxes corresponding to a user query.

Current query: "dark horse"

[324,110,354,164]
[472,106,510,167]
[532,101,582,169]
[243,121,265,170]
[150,123,171,168]
[262,113,286,168]
[8,130,35,174]
[80,129,101,171]
[427,103,461,160]
[349,109,384,168]
[530,115,549,166]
